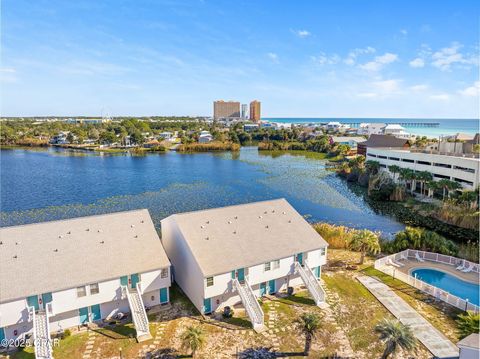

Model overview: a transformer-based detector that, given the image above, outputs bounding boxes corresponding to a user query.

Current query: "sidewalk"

[358,275,459,359]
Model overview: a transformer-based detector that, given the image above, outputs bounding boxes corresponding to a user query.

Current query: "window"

[77,286,86,297]
[434,173,450,179]
[161,268,168,278]
[434,162,451,168]
[454,178,474,186]
[454,166,475,173]
[264,262,271,271]
[89,283,99,295]
[272,260,280,270]
[388,157,400,161]
[402,158,414,163]
[417,160,432,166]
[320,248,326,256]
[378,155,387,159]
[206,277,214,287]
[367,153,377,158]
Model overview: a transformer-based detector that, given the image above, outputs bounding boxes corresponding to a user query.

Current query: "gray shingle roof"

[0,209,170,302]
[163,199,328,277]
[457,333,480,349]
[359,134,410,148]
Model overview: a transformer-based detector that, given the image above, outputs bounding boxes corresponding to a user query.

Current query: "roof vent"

[86,228,90,231]
[100,240,105,244]
[58,235,63,238]
[233,231,237,234]
[282,211,286,215]
[265,225,269,229]
[228,221,232,224]
[288,220,292,223]
[15,242,19,245]
[67,231,71,234]
[53,249,58,252]
[201,225,205,229]
[131,224,135,228]
[0,241,3,245]
[205,236,209,240]
[141,220,144,223]
[13,255,17,259]
[97,229,102,233]
[264,211,267,214]
[272,210,275,213]
[206,221,210,224]
[234,216,238,219]
[258,215,262,219]
[134,235,138,238]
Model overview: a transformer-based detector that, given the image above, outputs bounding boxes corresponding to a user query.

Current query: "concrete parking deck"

[358,275,459,359]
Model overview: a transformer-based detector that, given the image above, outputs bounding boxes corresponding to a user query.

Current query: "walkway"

[358,276,459,359]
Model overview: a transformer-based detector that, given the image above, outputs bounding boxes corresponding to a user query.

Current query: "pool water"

[411,268,479,306]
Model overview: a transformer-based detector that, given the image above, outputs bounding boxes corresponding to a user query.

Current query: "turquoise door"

[91,305,101,321]
[160,288,168,304]
[0,328,5,343]
[314,266,321,278]
[260,282,267,296]
[120,275,128,286]
[130,274,140,289]
[79,307,89,324]
[42,292,52,305]
[296,253,303,265]
[27,295,39,311]
[203,298,212,314]
[268,279,276,294]
[237,268,245,282]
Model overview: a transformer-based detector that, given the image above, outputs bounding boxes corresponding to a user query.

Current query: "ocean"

[264,118,479,138]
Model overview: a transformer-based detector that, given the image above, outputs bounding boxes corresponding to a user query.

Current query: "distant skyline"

[1,0,479,118]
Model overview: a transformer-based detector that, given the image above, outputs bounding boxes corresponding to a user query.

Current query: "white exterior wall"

[0,269,170,341]
[367,148,480,190]
[459,347,480,359]
[161,217,206,312]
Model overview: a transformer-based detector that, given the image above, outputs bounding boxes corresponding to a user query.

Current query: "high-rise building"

[249,100,261,122]
[241,104,248,119]
[213,101,241,119]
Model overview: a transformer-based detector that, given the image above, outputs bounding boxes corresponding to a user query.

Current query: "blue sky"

[1,0,479,118]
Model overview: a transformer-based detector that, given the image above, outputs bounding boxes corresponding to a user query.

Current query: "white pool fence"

[374,249,479,313]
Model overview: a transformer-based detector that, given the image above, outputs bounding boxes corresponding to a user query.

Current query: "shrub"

[456,312,480,339]
[312,223,355,249]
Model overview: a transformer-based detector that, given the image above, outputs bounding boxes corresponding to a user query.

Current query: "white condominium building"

[0,210,171,353]
[367,147,480,190]
[161,199,328,332]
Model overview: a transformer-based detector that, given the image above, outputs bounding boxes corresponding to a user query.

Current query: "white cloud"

[430,94,450,101]
[409,58,425,68]
[267,52,279,63]
[431,42,476,71]
[400,29,408,35]
[311,53,341,65]
[359,53,398,71]
[373,79,401,93]
[458,81,480,97]
[410,84,428,92]
[0,67,18,83]
[293,29,311,38]
[344,47,375,66]
[0,68,16,73]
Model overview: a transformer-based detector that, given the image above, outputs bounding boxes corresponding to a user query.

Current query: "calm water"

[265,118,479,137]
[411,268,479,306]
[0,147,404,234]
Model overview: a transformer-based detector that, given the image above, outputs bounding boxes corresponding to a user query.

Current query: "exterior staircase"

[295,261,326,306]
[233,278,264,332]
[29,307,53,359]
[122,283,152,342]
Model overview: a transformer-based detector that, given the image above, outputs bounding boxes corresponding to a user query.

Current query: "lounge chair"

[456,261,465,270]
[415,253,425,262]
[399,253,408,261]
[462,264,473,273]
[387,258,401,268]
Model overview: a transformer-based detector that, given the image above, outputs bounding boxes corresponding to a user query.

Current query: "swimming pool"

[411,268,479,306]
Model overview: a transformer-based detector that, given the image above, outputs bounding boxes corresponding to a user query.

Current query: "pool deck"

[396,259,479,284]
[358,275,460,359]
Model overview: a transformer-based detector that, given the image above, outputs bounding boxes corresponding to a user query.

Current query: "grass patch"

[169,283,198,314]
[361,266,462,342]
[52,332,89,359]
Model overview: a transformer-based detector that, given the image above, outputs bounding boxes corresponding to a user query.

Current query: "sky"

[1,0,479,118]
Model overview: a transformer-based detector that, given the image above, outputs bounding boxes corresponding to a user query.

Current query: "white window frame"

[76,286,87,297]
[272,260,280,269]
[161,268,169,278]
[89,283,99,295]
[206,277,214,287]
[264,262,271,271]
[320,248,326,256]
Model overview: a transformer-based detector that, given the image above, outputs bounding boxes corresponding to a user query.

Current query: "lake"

[0,147,404,234]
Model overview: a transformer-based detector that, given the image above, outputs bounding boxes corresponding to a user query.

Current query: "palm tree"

[375,318,416,359]
[348,229,381,264]
[416,171,433,196]
[181,326,205,358]
[399,168,415,193]
[299,313,321,356]
[437,179,461,200]
[388,165,400,182]
[366,160,380,175]
[425,180,438,198]
[456,311,480,339]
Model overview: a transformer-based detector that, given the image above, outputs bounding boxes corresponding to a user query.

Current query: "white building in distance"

[0,210,171,354]
[161,199,328,332]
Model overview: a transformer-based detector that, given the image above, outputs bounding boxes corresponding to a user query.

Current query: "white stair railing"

[29,306,53,359]
[121,285,151,341]
[295,261,325,306]
[233,278,264,332]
